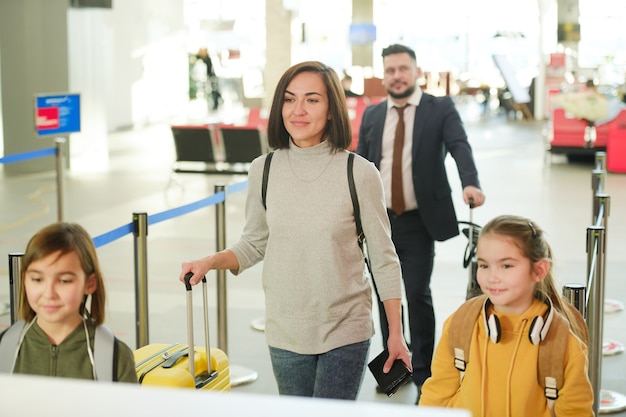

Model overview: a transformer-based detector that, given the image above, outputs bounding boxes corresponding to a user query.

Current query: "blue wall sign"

[34,93,81,137]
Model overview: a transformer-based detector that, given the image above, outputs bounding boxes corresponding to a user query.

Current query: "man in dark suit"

[357,44,485,402]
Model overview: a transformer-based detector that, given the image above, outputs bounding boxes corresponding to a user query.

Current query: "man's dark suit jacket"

[356,92,481,242]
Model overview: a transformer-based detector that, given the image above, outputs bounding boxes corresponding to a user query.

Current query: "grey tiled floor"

[1,100,625,413]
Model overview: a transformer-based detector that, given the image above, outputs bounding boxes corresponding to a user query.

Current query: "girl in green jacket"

[0,222,137,382]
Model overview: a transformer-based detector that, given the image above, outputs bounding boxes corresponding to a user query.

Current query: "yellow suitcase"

[134,274,230,391]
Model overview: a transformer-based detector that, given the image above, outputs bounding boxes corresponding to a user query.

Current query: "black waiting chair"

[215,125,268,171]
[170,125,218,173]
[169,124,267,176]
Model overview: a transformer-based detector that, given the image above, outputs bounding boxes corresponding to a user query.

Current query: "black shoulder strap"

[262,151,274,209]
[112,338,120,382]
[347,152,364,249]
[348,152,374,279]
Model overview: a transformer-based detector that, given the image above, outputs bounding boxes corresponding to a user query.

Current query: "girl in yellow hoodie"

[419,214,593,416]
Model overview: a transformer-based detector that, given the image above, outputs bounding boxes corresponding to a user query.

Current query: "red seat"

[369,96,387,105]
[551,108,610,150]
[607,111,626,173]
[550,107,626,156]
[247,108,268,133]
[551,108,592,148]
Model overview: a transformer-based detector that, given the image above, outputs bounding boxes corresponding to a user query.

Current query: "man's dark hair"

[381,44,416,61]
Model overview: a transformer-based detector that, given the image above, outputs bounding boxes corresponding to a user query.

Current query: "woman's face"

[282,71,330,148]
[24,250,95,336]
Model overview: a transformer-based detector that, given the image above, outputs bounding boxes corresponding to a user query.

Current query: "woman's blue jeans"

[268,339,370,400]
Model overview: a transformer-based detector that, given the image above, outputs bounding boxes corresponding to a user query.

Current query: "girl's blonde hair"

[479,214,588,343]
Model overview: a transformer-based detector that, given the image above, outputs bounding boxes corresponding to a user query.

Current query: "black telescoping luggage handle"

[460,198,481,268]
[183,272,205,290]
[183,272,213,381]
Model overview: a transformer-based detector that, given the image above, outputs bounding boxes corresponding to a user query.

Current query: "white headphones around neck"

[482,297,554,345]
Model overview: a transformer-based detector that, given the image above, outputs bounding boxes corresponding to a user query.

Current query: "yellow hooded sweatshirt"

[419,298,593,417]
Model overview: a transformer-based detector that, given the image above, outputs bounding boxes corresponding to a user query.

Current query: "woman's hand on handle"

[179,258,210,286]
[179,250,240,286]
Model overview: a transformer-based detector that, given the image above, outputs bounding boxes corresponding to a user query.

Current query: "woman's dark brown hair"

[266,61,352,151]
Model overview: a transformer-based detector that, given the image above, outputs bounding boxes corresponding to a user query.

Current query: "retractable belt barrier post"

[589,153,607,416]
[55,138,66,222]
[214,183,258,386]
[563,283,586,319]
[585,151,626,415]
[133,212,149,349]
[8,253,24,324]
[215,184,228,353]
[591,152,606,205]
[586,225,606,416]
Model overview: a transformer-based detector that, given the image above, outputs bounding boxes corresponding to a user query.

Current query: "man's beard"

[388,84,415,100]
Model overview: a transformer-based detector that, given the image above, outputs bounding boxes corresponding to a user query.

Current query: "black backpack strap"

[112,339,120,382]
[262,151,274,210]
[347,153,363,248]
[347,152,373,279]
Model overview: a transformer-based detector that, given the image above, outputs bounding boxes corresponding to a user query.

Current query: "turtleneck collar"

[288,137,333,156]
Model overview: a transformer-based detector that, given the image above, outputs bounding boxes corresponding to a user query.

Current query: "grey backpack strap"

[94,325,115,381]
[0,320,27,374]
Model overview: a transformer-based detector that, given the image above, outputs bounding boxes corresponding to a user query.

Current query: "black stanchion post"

[133,212,149,349]
[55,138,66,221]
[586,226,605,416]
[8,253,24,324]
[563,283,586,319]
[213,183,257,386]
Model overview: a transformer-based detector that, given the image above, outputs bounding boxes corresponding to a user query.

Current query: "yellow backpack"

[448,295,586,412]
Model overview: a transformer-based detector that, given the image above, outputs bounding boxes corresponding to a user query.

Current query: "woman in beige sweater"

[181,61,410,400]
